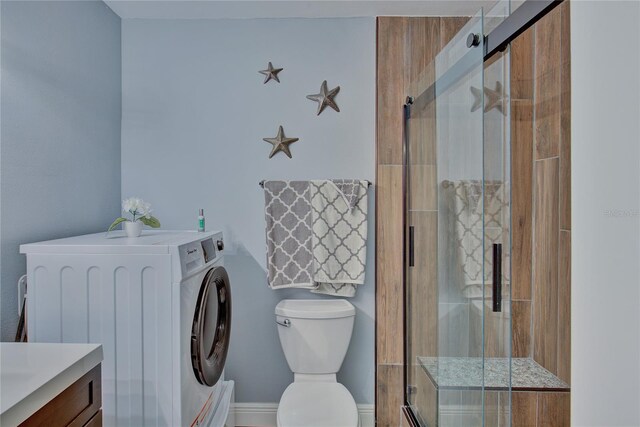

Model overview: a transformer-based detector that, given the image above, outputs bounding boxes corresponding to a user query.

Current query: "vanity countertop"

[0,342,103,426]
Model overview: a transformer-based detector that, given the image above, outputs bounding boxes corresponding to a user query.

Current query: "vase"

[124,221,143,238]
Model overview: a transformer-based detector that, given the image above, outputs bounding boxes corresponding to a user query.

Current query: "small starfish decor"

[263,126,299,159]
[259,62,283,84]
[306,80,340,115]
[470,81,506,115]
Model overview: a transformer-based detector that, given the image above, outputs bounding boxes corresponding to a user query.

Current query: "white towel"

[309,180,369,297]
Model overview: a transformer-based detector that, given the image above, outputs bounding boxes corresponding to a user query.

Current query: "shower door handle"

[408,226,415,267]
[492,243,502,313]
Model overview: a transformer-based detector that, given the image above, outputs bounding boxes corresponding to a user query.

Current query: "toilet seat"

[277,382,359,427]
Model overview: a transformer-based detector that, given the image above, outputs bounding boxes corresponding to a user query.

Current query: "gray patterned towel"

[263,181,316,289]
[442,180,509,299]
[310,180,369,297]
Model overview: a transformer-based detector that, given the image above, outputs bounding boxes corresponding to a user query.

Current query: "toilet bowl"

[275,299,359,427]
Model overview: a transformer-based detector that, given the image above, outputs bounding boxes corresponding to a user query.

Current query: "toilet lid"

[277,382,359,427]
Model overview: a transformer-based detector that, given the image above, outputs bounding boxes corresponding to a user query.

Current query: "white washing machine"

[21,230,235,427]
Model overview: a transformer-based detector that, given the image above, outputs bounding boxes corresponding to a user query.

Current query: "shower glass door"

[405,7,512,426]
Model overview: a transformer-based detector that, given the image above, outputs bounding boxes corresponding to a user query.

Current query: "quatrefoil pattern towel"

[263,181,316,289]
[310,180,369,297]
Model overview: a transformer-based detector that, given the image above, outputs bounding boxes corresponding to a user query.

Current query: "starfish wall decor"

[263,126,299,158]
[259,62,283,84]
[306,80,340,115]
[470,81,506,115]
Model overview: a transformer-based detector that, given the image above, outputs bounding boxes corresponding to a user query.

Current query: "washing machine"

[21,230,235,427]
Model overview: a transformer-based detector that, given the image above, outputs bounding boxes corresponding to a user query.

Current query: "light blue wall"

[0,0,122,341]
[121,18,376,404]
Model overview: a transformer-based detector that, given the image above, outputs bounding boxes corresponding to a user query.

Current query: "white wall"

[0,0,122,341]
[571,1,640,425]
[121,17,376,404]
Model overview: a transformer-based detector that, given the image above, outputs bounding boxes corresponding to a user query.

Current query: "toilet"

[275,299,359,427]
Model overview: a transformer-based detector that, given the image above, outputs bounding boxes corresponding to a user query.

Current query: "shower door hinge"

[407,385,417,395]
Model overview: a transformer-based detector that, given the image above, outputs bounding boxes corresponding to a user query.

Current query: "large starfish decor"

[263,126,299,158]
[306,80,340,115]
[259,62,283,84]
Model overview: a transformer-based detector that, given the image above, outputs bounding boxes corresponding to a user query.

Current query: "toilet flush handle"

[276,318,291,327]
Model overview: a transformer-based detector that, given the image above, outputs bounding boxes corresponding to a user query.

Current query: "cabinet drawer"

[83,410,102,427]
[20,365,101,427]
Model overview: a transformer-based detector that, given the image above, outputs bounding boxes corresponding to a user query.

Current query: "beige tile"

[376,364,404,427]
[408,211,438,358]
[561,1,571,66]
[377,17,407,165]
[559,60,571,230]
[409,165,436,211]
[407,101,436,166]
[511,26,534,100]
[534,7,562,160]
[376,165,404,364]
[533,158,560,374]
[405,18,440,94]
[534,68,561,160]
[511,100,534,300]
[413,365,437,427]
[512,300,532,358]
[538,392,570,427]
[440,17,469,49]
[557,231,571,384]
[534,5,562,77]
[511,392,538,427]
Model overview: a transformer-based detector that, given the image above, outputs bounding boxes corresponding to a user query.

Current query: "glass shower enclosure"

[404,7,513,426]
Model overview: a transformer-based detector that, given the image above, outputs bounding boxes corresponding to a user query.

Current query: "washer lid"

[277,382,358,427]
[275,299,355,319]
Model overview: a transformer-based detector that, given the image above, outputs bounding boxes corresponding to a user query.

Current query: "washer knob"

[216,239,224,251]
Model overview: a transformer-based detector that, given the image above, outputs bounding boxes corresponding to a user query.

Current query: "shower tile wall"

[511,1,572,386]
[376,16,467,426]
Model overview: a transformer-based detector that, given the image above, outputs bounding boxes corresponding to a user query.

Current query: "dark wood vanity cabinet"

[20,365,102,427]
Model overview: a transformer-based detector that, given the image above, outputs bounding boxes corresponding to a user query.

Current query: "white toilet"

[275,299,359,427]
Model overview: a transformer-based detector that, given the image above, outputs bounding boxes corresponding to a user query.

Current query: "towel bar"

[259,180,372,188]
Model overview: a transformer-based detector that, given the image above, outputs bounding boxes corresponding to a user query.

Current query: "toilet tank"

[275,299,355,375]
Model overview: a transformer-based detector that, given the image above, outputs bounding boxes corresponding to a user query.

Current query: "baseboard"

[231,402,375,427]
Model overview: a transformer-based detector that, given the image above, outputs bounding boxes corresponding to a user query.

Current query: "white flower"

[139,201,152,219]
[122,197,152,219]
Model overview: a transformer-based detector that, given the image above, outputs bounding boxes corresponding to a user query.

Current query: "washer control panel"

[176,232,223,280]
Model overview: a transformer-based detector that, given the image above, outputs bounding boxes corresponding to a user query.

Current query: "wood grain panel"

[409,165,436,211]
[534,7,562,159]
[511,392,538,427]
[440,17,469,49]
[534,74,561,160]
[533,158,559,373]
[376,165,404,363]
[559,1,571,230]
[511,100,534,300]
[511,26,534,100]
[557,230,571,384]
[414,365,437,427]
[377,364,404,427]
[377,17,407,165]
[408,99,437,166]
[512,300,532,358]
[406,18,440,95]
[408,211,438,358]
[538,392,570,427]
[534,5,561,78]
